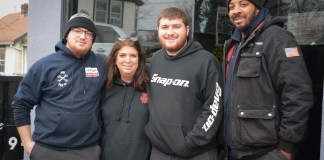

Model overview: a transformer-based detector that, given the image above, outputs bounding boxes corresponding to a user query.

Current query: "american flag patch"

[285,47,300,57]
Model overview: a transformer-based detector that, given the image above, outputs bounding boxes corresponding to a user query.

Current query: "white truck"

[92,22,127,55]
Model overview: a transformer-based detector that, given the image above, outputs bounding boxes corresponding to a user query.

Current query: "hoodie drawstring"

[82,59,86,94]
[125,87,135,123]
[116,83,126,121]
[70,59,75,91]
[116,83,135,123]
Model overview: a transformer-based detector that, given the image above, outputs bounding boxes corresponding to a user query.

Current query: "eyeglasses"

[71,28,95,39]
[117,37,138,42]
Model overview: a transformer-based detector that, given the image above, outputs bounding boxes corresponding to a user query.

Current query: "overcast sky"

[0,0,28,18]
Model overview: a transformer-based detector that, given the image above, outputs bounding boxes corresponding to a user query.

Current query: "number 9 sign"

[8,137,18,150]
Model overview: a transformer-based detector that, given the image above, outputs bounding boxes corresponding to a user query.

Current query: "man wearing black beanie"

[227,0,265,10]
[223,0,313,160]
[64,9,97,43]
[12,10,106,160]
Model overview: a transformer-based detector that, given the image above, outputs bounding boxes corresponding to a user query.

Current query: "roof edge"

[0,42,14,45]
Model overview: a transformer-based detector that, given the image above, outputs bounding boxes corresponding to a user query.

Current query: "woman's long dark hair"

[105,37,148,91]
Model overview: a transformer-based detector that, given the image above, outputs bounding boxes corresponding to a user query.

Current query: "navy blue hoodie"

[12,40,106,149]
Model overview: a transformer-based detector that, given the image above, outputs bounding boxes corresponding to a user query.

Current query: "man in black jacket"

[145,7,224,160]
[224,0,313,160]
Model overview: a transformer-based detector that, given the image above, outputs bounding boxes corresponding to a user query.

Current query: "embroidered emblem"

[57,71,69,87]
[285,47,300,57]
[85,67,100,77]
[140,93,148,104]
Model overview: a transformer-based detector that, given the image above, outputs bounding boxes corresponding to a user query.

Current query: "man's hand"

[279,150,291,160]
[23,140,35,156]
[17,125,35,156]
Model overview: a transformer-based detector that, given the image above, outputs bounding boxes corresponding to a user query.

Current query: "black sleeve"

[184,57,224,149]
[266,29,313,153]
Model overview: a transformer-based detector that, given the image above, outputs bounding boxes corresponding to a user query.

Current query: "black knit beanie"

[64,10,96,43]
[227,0,265,10]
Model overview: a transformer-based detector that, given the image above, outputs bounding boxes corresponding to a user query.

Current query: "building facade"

[0,3,28,75]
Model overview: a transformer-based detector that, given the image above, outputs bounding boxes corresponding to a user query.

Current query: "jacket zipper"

[226,33,256,159]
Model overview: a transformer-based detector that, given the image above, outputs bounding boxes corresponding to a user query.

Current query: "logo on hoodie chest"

[140,92,148,104]
[57,71,69,87]
[85,67,100,77]
[150,74,190,87]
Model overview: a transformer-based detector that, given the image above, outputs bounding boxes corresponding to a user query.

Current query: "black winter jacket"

[223,14,313,159]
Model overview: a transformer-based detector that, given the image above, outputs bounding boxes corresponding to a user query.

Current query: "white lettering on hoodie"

[151,74,190,87]
[202,82,221,132]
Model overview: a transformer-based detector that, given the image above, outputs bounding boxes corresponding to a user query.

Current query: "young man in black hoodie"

[144,7,224,160]
[224,0,313,160]
[12,10,105,160]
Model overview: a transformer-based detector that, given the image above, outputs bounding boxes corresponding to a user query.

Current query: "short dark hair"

[105,38,148,91]
[157,7,190,27]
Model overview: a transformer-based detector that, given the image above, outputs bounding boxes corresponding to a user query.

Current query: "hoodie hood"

[55,40,92,59]
[113,77,132,86]
[162,37,204,60]
[229,9,287,44]
[261,15,286,31]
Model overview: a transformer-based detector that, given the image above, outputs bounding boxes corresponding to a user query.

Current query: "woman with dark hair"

[100,37,150,160]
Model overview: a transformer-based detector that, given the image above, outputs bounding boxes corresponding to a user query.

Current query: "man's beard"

[159,34,187,54]
[237,25,249,33]
[232,8,259,33]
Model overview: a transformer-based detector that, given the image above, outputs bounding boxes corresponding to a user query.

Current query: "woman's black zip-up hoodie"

[12,40,106,149]
[100,78,151,160]
[223,11,313,159]
[145,37,224,158]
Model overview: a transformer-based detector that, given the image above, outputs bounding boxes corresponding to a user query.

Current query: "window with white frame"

[95,0,123,28]
[95,0,109,23]
[109,0,123,27]
[0,48,5,73]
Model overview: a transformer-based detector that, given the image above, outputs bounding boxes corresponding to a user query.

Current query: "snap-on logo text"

[151,74,190,87]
